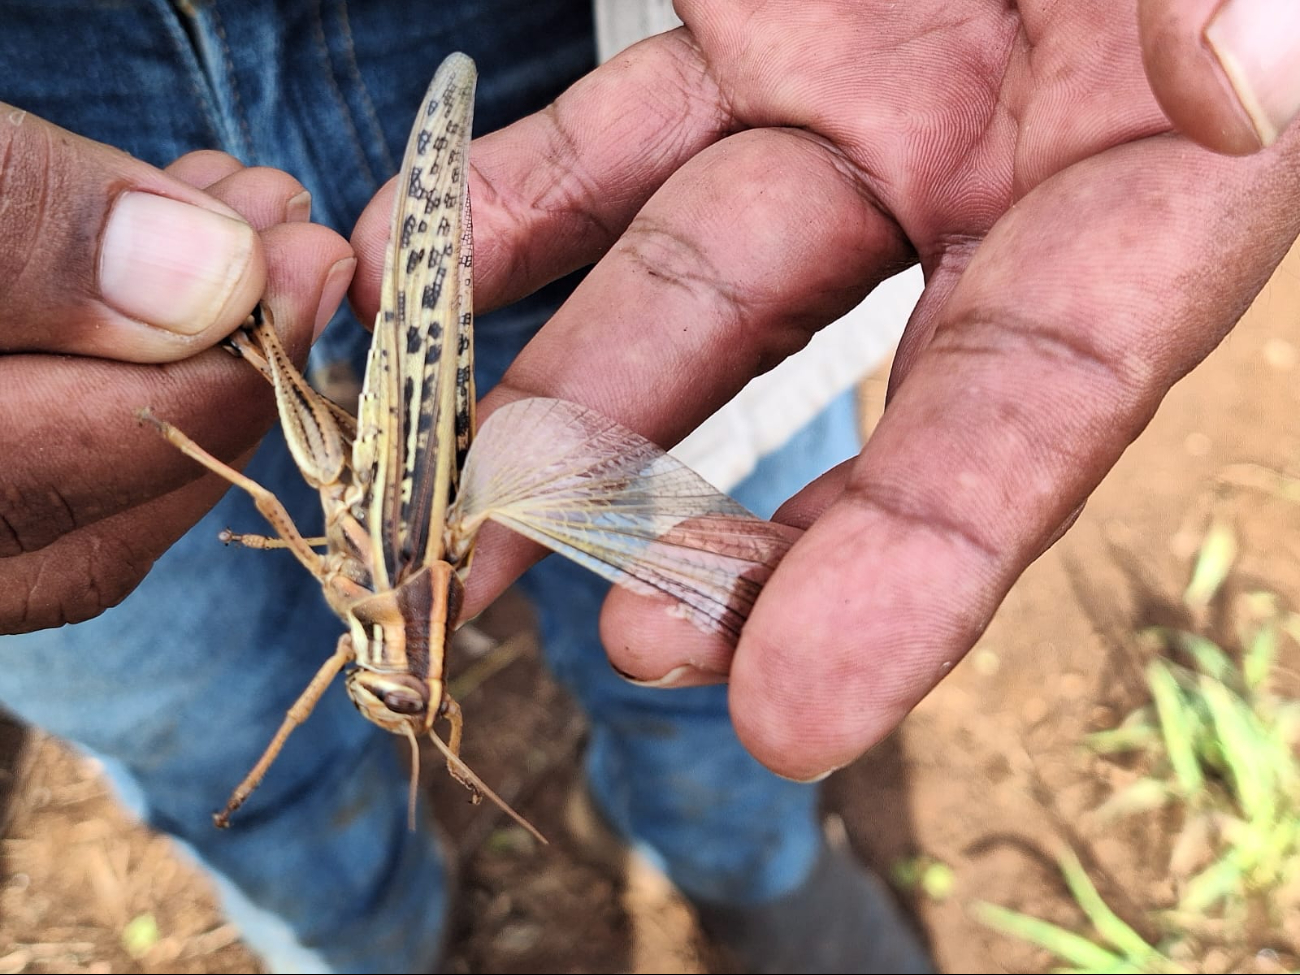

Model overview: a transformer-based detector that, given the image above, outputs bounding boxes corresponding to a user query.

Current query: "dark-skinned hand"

[349,0,1300,781]
[0,110,354,634]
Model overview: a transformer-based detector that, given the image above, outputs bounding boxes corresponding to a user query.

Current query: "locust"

[142,52,793,837]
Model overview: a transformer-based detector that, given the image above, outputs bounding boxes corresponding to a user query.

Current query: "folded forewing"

[354,52,477,589]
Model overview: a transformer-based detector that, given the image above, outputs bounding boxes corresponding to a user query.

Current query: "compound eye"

[382,688,426,715]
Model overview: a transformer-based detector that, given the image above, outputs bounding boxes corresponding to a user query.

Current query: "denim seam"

[205,4,255,162]
[334,0,396,177]
[308,0,378,190]
[150,0,224,150]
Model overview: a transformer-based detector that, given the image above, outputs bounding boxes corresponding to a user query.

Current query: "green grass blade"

[1243,619,1278,693]
[1094,778,1173,821]
[1273,701,1300,746]
[1148,661,1205,797]
[1057,849,1167,965]
[1169,632,1235,686]
[121,914,160,960]
[1179,857,1244,913]
[1200,677,1274,821]
[974,902,1126,970]
[1183,518,1236,612]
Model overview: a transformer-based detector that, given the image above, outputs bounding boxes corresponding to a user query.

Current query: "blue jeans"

[0,2,863,971]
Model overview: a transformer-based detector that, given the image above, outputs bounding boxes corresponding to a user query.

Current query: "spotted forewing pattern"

[354,53,477,590]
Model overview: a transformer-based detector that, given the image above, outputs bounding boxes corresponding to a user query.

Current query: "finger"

[728,131,1300,780]
[258,221,356,342]
[351,29,732,318]
[166,152,314,230]
[196,166,313,230]
[0,108,270,361]
[456,125,909,620]
[600,454,1082,686]
[1139,0,1300,153]
[594,451,1085,688]
[0,451,248,634]
[165,150,247,189]
[0,219,352,557]
[596,461,850,686]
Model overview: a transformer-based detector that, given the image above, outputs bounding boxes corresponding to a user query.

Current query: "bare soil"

[3,244,1299,974]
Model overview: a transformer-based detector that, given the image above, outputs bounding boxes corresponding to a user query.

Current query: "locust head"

[340,564,542,838]
[344,670,441,736]
[342,561,459,737]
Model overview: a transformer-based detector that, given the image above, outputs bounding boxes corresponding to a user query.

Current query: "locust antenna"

[426,731,547,844]
[404,726,421,831]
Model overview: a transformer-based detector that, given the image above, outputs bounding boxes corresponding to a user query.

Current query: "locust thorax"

[343,561,463,736]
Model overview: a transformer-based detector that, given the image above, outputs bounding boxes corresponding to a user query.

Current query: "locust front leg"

[218,529,329,550]
[425,693,547,843]
[215,634,357,827]
[137,409,327,580]
[439,694,476,799]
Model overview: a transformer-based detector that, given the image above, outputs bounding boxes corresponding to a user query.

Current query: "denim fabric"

[0,2,861,971]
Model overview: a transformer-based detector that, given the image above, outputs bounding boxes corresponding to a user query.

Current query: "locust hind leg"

[138,409,327,580]
[215,634,357,827]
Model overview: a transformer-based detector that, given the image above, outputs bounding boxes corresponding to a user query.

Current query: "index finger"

[351,34,911,626]
[727,130,1300,781]
[350,29,731,320]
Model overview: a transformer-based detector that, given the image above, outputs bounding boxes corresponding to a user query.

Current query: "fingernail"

[1205,0,1300,148]
[100,192,255,335]
[616,663,727,689]
[778,762,846,785]
[286,189,312,223]
[314,257,356,337]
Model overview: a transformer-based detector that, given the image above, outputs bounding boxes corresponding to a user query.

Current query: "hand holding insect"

[0,115,351,636]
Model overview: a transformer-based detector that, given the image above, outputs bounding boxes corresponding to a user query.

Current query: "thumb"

[0,106,265,362]
[1139,0,1300,154]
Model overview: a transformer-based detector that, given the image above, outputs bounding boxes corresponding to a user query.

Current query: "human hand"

[1140,0,1299,154]
[351,0,1300,781]
[0,109,354,634]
